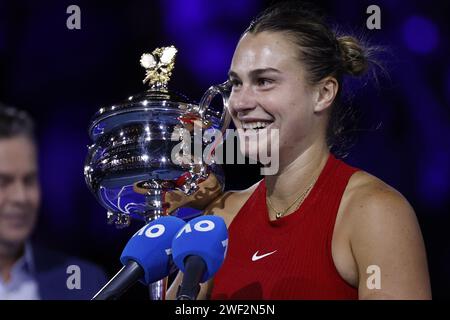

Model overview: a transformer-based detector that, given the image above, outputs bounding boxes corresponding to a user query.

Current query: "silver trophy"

[84,46,231,299]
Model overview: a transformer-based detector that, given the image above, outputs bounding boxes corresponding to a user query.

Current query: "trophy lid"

[89,46,199,139]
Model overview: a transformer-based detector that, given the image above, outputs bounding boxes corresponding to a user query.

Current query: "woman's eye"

[230,79,241,87]
[257,78,273,87]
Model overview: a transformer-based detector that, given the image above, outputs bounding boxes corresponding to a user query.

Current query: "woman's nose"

[229,86,257,114]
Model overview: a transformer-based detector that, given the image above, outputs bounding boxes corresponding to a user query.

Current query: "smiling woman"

[167,1,432,300]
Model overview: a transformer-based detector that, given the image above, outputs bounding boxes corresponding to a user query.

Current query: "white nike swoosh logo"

[252,250,277,261]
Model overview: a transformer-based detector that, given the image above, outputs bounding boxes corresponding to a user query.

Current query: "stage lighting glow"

[402,16,439,54]
[162,0,258,85]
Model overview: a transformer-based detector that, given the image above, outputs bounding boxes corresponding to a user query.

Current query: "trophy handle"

[198,80,232,134]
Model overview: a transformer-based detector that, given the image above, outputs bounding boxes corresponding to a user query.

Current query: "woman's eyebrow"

[228,70,240,79]
[228,68,281,79]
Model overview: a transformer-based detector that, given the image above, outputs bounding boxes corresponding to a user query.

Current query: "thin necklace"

[266,176,318,219]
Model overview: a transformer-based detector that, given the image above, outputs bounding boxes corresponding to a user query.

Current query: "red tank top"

[210,153,359,300]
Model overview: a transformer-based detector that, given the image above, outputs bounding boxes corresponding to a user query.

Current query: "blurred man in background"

[0,104,107,299]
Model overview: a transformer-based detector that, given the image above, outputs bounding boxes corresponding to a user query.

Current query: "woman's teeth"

[242,121,271,130]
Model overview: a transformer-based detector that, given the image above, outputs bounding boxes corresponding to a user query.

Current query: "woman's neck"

[265,140,330,202]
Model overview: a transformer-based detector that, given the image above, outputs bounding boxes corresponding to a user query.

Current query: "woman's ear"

[313,76,339,113]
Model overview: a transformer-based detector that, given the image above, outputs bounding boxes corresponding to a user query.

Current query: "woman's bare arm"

[347,181,431,299]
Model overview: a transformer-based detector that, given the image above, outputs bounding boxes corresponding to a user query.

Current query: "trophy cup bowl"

[84,46,230,228]
[84,46,231,300]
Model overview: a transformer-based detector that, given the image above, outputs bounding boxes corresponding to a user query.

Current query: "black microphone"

[172,215,228,300]
[92,261,142,300]
[176,256,207,300]
[92,216,185,300]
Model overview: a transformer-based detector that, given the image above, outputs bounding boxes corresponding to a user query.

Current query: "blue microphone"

[172,215,228,300]
[92,216,185,300]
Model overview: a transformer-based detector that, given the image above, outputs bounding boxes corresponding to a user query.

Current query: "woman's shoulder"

[204,180,262,227]
[345,170,411,208]
[342,170,418,233]
[338,171,431,299]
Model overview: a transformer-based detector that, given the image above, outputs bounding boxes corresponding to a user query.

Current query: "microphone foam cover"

[120,216,185,285]
[172,215,228,283]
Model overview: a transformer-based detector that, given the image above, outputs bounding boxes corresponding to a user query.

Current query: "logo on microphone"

[174,218,229,257]
[175,219,216,238]
[134,223,166,238]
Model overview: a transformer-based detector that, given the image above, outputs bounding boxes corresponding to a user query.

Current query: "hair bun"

[337,36,368,76]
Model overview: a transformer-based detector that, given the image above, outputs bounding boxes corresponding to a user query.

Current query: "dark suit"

[32,244,108,300]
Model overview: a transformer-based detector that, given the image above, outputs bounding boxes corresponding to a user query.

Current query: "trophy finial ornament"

[140,45,178,88]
